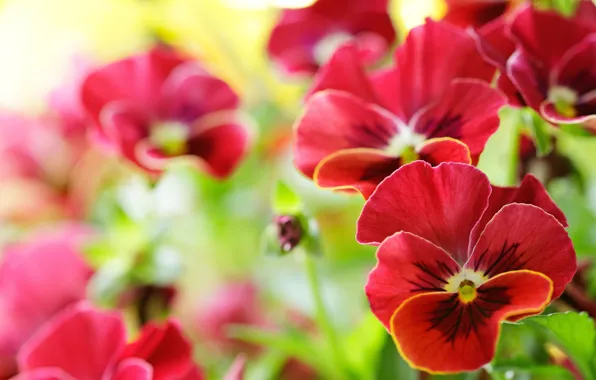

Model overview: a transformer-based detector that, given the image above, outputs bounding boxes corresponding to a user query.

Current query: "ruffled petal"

[294,91,399,178]
[11,368,75,380]
[417,137,472,166]
[387,19,495,122]
[411,79,506,156]
[357,162,491,264]
[161,62,240,122]
[313,148,400,199]
[18,304,126,380]
[307,43,378,103]
[507,50,549,110]
[443,0,509,28]
[390,270,552,373]
[120,320,194,380]
[470,174,567,247]
[474,17,515,73]
[113,359,153,380]
[467,204,576,301]
[366,232,460,330]
[510,6,594,67]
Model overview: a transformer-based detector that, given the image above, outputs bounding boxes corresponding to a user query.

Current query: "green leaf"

[245,349,289,380]
[228,325,337,380]
[490,365,576,380]
[478,106,521,186]
[521,108,553,157]
[343,312,387,380]
[515,312,596,379]
[273,181,302,214]
[375,335,417,380]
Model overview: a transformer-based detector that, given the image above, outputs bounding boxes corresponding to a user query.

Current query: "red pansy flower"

[294,19,506,198]
[267,0,395,75]
[16,303,203,380]
[0,226,93,378]
[81,46,250,177]
[506,4,596,129]
[359,162,576,373]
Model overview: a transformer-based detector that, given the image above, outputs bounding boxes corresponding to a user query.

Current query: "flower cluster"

[2,0,594,378]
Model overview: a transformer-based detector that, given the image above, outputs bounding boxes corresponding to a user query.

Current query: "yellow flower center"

[150,121,189,156]
[548,86,578,118]
[458,279,477,304]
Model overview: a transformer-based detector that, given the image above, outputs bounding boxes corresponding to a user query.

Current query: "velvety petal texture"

[81,46,249,177]
[266,0,395,75]
[363,162,577,373]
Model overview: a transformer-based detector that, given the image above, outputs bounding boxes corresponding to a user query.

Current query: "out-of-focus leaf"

[87,257,131,306]
[274,181,302,214]
[375,335,417,380]
[228,325,336,380]
[134,245,182,285]
[514,312,596,379]
[245,349,288,380]
[535,0,581,15]
[343,312,386,380]
[521,108,553,157]
[478,106,521,186]
[302,218,322,257]
[491,365,575,380]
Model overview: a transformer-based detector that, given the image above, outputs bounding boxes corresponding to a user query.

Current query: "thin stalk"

[303,253,349,380]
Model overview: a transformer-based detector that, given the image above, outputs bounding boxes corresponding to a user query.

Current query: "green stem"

[303,253,349,380]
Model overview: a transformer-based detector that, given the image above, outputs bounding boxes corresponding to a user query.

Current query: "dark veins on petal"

[359,159,400,181]
[427,286,512,345]
[345,123,395,147]
[407,261,454,293]
[417,115,463,140]
[473,241,524,278]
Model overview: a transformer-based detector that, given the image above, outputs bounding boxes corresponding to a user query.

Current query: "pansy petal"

[411,79,506,156]
[470,174,567,247]
[467,204,576,300]
[82,47,185,125]
[161,62,240,122]
[357,162,491,264]
[390,270,552,373]
[474,17,515,72]
[510,6,594,66]
[294,90,399,178]
[11,368,75,380]
[366,232,460,330]
[507,50,549,110]
[120,320,193,380]
[314,148,400,199]
[552,35,596,97]
[541,102,596,127]
[443,0,509,28]
[307,43,378,103]
[18,304,126,380]
[99,102,150,158]
[113,359,153,380]
[389,19,495,121]
[186,113,249,179]
[417,137,472,166]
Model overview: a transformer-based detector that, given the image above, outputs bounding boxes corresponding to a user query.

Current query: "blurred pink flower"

[195,281,269,355]
[0,112,89,222]
[0,225,93,378]
[81,46,250,178]
[15,303,204,380]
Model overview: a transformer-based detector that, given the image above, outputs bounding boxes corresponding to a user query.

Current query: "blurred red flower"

[0,225,93,378]
[15,303,203,380]
[442,0,523,29]
[359,161,576,373]
[294,19,505,198]
[81,46,250,178]
[267,0,395,75]
[476,2,596,128]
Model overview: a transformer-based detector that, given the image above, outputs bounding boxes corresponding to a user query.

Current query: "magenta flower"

[267,0,395,75]
[16,303,203,380]
[81,46,250,177]
[0,225,93,378]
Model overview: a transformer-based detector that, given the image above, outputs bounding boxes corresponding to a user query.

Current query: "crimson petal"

[120,320,194,380]
[507,50,549,110]
[11,368,75,380]
[467,204,576,301]
[314,148,400,199]
[294,91,399,178]
[366,232,460,331]
[357,162,491,264]
[411,79,506,156]
[18,304,126,380]
[417,138,471,166]
[113,359,153,380]
[388,19,495,122]
[390,270,552,373]
[470,174,567,247]
[307,43,378,104]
